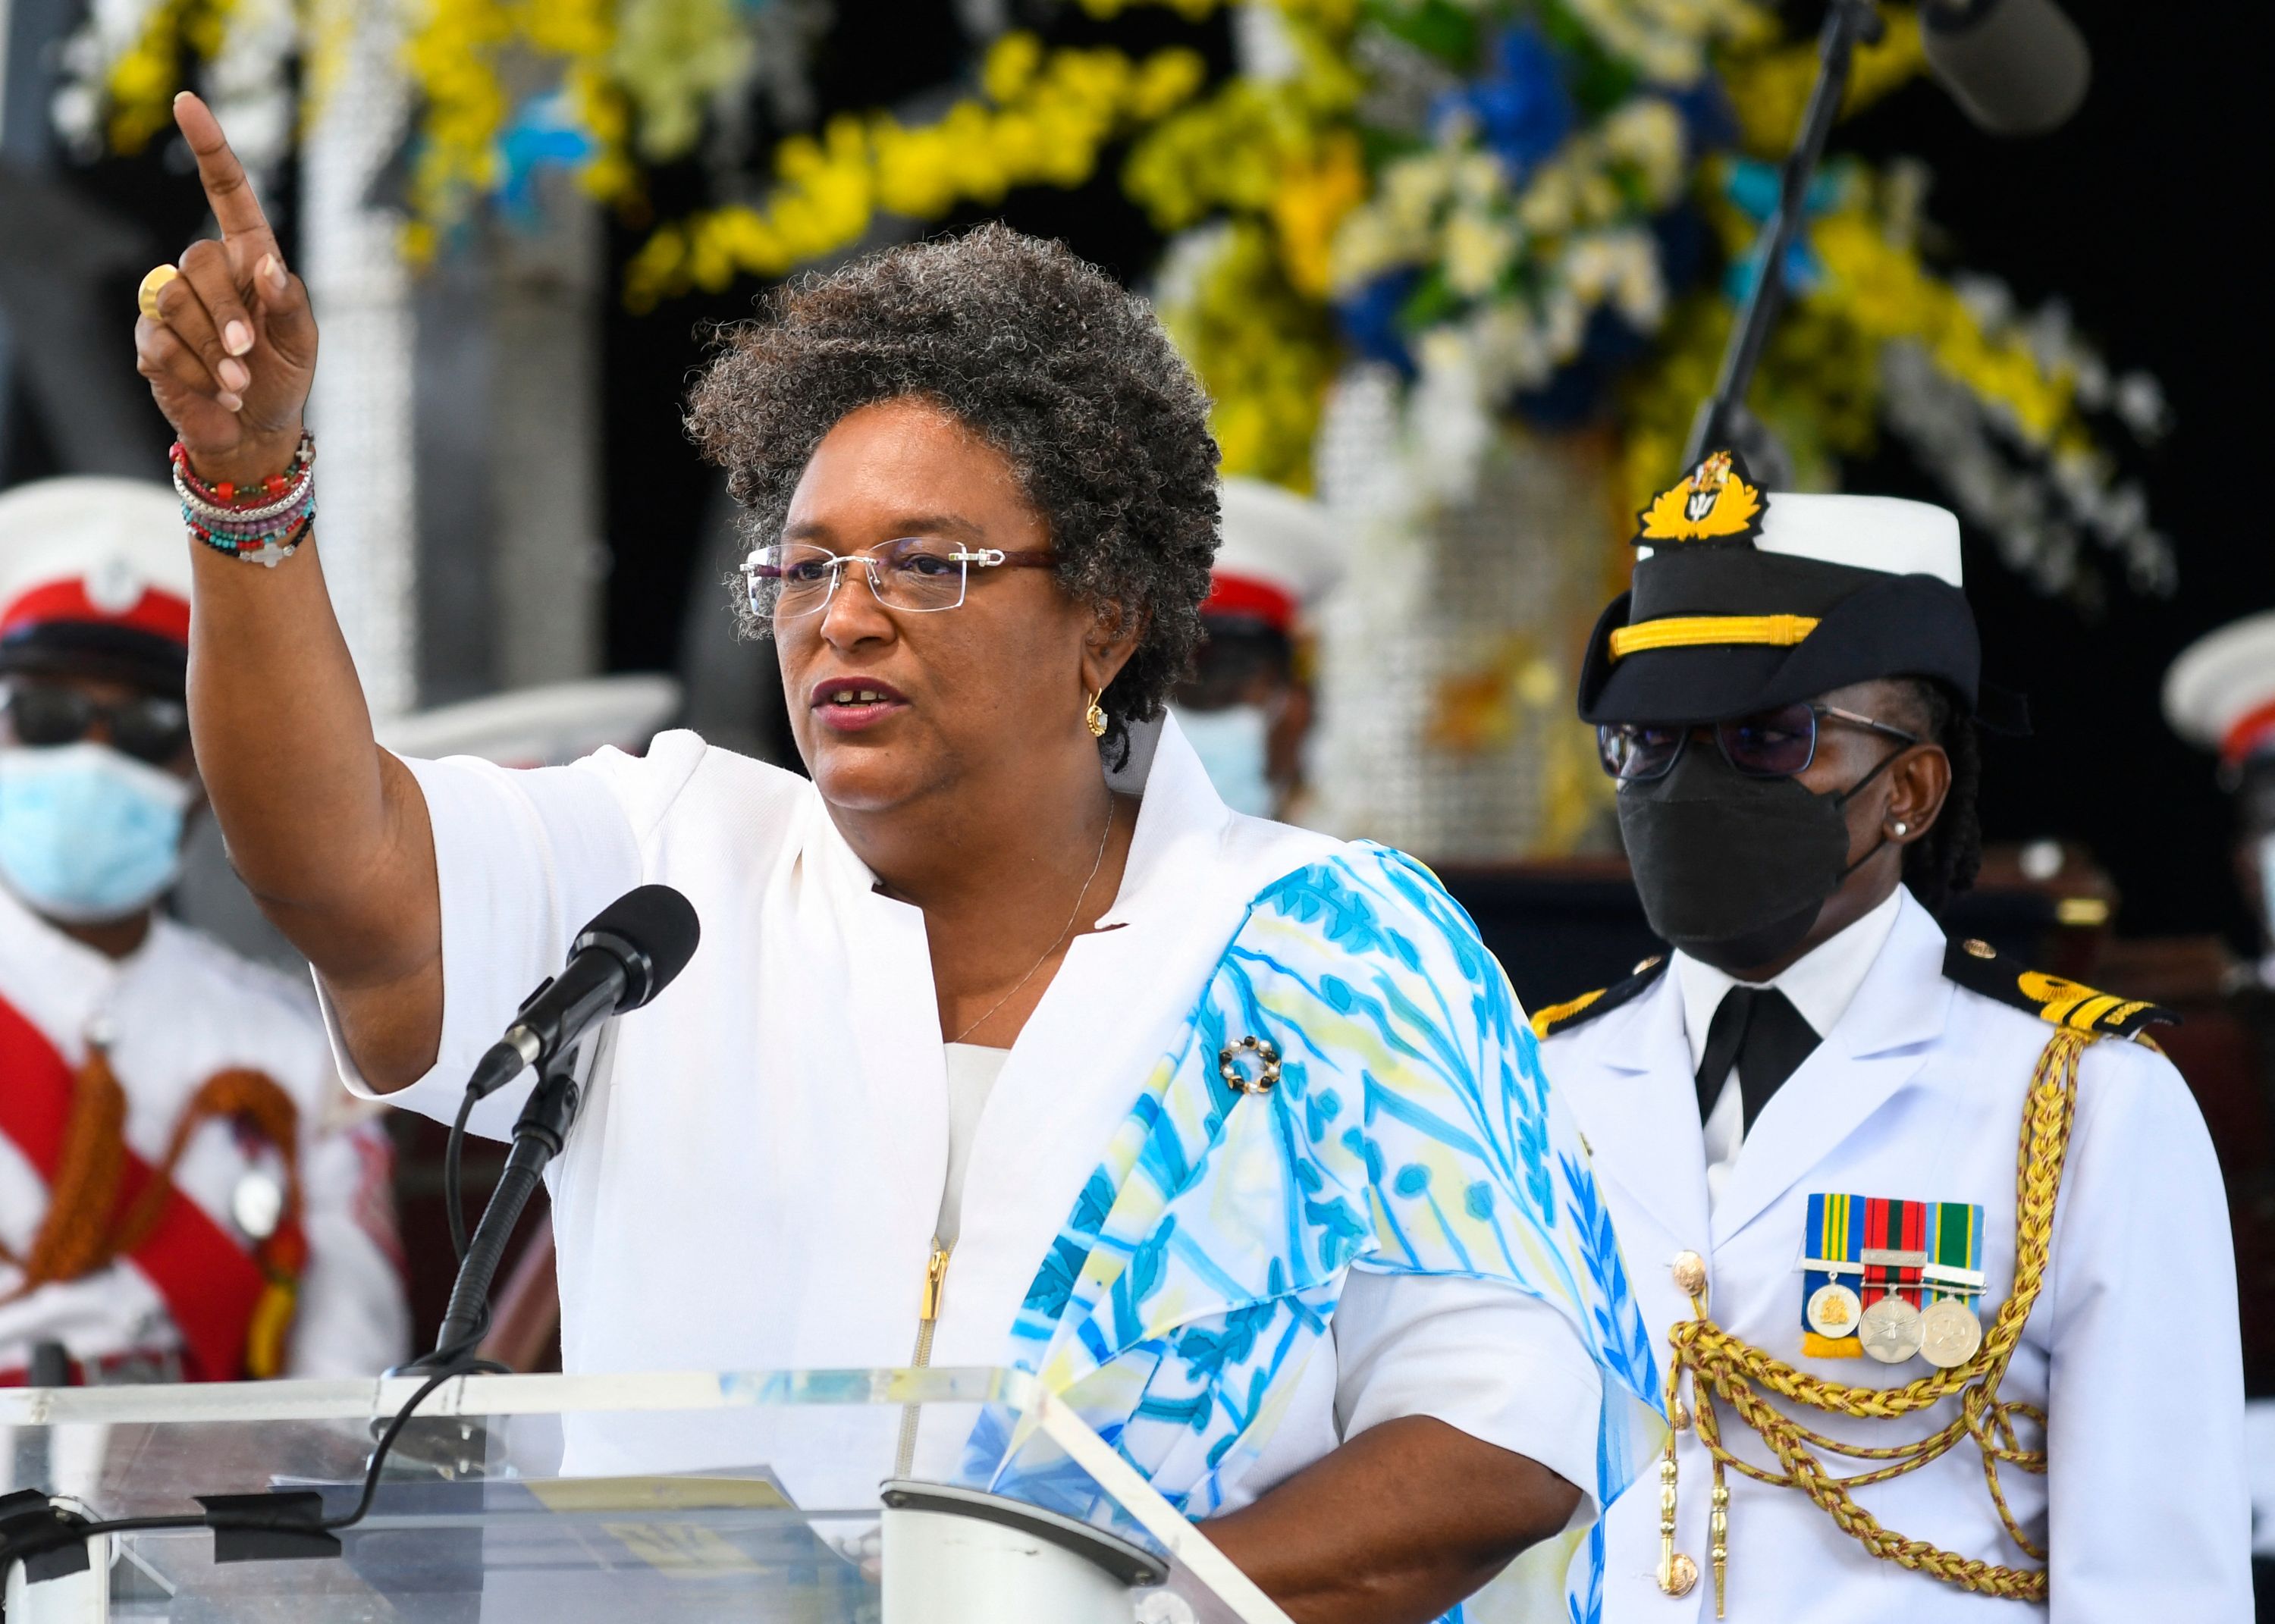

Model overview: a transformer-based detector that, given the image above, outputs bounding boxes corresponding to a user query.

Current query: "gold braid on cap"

[1607,613,1819,660]
[1657,1025,2098,1613]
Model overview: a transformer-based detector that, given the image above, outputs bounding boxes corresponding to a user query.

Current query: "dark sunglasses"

[1181,623,1294,710]
[1597,701,1922,784]
[2,682,192,766]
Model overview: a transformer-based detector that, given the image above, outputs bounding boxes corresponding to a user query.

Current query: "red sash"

[0,993,265,1380]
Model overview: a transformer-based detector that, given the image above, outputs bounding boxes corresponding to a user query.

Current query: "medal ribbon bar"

[1799,1193,1989,1357]
[1927,1199,1985,1305]
[1860,1195,1927,1309]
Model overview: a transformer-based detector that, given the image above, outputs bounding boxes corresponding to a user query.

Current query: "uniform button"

[1665,1553,1699,1596]
[1963,938,1997,959]
[1671,1250,1708,1296]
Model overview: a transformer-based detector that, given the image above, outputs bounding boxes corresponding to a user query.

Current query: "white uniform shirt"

[1541,887,2251,1621]
[332,716,1605,1512]
[1685,887,1905,1209]
[0,883,410,1380]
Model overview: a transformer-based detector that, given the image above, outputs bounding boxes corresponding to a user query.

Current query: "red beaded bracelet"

[169,432,314,509]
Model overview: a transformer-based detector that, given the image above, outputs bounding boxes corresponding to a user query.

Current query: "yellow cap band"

[1607,613,1820,660]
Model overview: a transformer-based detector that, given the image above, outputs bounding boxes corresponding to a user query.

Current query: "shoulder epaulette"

[1530,954,1670,1041]
[1941,936,2178,1039]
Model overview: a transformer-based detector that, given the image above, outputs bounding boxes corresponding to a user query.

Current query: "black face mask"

[1616,744,1902,974]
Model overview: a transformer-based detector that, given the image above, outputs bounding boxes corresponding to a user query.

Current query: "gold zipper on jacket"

[894,1241,953,1478]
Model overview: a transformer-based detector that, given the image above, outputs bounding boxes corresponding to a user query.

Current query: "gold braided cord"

[0,1052,303,1303]
[1662,1025,2095,1606]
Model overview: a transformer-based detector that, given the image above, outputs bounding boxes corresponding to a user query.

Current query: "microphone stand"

[416,1051,585,1370]
[1684,0,1885,466]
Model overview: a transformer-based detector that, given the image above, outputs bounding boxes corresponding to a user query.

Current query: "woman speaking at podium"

[133,94,1662,1622]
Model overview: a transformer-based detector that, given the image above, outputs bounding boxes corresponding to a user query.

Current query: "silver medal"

[231,1170,285,1241]
[1858,1293,1925,1364]
[1918,1296,1985,1368]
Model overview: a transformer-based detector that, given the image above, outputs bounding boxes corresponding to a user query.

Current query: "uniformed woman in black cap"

[1534,453,2248,1620]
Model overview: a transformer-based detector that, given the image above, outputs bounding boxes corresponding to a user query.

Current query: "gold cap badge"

[1637,450,1766,545]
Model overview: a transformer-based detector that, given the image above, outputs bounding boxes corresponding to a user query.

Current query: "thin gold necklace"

[948,801,1116,1045]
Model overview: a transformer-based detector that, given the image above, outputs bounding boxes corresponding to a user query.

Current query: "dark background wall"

[1833,0,2273,946]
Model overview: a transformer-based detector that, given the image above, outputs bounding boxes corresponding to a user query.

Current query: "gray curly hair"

[685,224,1222,759]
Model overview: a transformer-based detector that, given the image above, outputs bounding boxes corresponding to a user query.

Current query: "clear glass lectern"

[0,1365,1288,1624]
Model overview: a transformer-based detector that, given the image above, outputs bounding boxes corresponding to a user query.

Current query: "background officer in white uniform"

[2166,609,2275,983]
[1532,453,2249,1619]
[1168,475,1345,824]
[0,478,408,1386]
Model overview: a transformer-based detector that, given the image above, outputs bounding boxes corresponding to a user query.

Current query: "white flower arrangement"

[1878,337,2174,601]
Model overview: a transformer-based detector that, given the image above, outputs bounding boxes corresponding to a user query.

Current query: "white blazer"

[334,715,1607,1516]
[1540,889,2251,1622]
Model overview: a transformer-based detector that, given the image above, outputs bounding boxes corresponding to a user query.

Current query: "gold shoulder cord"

[1658,1024,2096,1614]
[0,1046,303,1309]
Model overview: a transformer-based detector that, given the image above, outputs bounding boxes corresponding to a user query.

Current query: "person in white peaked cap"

[1169,477,1345,822]
[0,477,407,1388]
[1533,452,2248,1620]
[2167,610,2275,977]
[2164,610,2275,1560]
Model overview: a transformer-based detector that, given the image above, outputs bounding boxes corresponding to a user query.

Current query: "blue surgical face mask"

[1172,703,1277,818]
[0,742,193,924]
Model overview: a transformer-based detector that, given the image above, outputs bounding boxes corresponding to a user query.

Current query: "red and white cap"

[2166,610,2275,768]
[1201,478,1345,636]
[0,478,191,694]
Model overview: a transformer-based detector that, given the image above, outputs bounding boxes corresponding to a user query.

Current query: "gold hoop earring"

[1084,690,1108,738]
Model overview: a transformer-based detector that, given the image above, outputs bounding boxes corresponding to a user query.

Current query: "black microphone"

[1921,0,2091,136]
[464,884,701,1099]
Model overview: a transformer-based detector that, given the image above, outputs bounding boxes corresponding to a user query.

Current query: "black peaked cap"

[1577,547,1985,726]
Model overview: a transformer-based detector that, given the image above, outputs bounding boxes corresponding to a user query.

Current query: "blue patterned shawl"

[960,843,1664,1621]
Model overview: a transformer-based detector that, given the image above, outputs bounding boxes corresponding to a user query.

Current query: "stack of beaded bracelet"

[171,431,315,567]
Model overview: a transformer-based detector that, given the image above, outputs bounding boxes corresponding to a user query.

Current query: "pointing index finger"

[173,91,278,260]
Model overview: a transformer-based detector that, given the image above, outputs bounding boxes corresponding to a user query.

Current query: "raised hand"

[134,92,317,487]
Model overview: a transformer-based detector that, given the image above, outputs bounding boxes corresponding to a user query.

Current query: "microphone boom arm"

[1684,0,1884,468]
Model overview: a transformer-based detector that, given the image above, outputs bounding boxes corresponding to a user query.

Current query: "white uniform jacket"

[0,883,410,1380]
[334,716,1609,1513]
[1541,888,2250,1622]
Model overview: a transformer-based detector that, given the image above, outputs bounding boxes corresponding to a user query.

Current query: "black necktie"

[1693,986,1821,1133]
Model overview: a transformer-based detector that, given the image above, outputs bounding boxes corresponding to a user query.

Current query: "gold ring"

[136,264,179,321]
